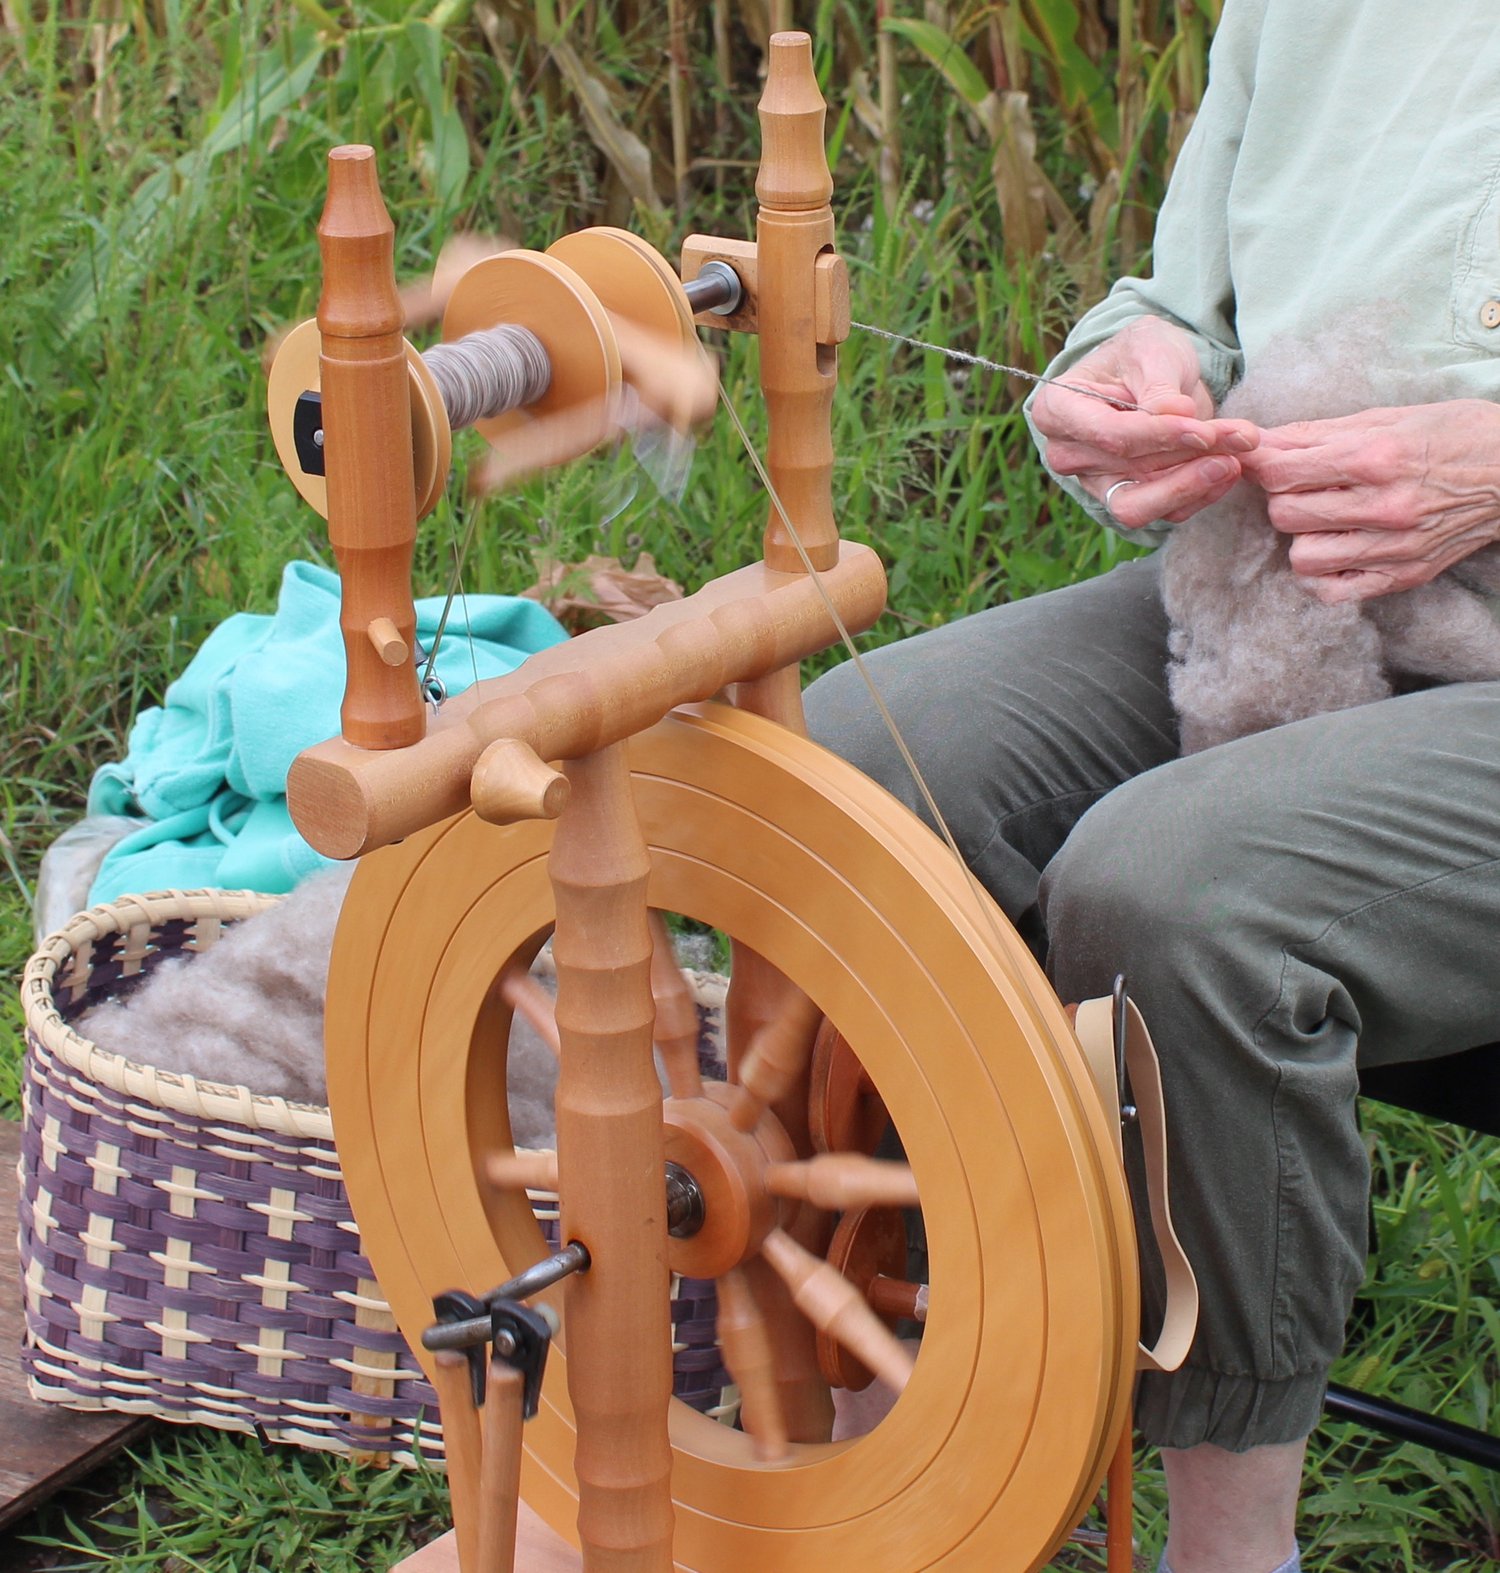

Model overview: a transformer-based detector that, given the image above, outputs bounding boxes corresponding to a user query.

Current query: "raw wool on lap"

[1162,329,1500,754]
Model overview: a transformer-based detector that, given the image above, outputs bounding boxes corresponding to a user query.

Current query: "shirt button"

[1482,300,1500,329]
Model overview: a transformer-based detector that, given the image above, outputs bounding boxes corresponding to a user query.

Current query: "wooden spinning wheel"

[326,705,1137,1571]
[266,29,1182,1573]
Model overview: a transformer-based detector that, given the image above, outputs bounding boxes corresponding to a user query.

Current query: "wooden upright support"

[318,145,425,750]
[754,32,841,574]
[680,31,849,582]
[683,30,851,1441]
[549,747,675,1572]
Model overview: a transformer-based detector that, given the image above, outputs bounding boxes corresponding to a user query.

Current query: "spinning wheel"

[266,29,1190,1573]
[326,704,1137,1570]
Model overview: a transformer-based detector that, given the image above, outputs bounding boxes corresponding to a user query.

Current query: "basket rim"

[21,887,336,1141]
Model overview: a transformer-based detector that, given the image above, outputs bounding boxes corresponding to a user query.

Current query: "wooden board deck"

[1,1120,153,1532]
[395,1504,582,1572]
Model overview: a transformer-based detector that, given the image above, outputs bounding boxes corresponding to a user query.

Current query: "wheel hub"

[660,1083,797,1278]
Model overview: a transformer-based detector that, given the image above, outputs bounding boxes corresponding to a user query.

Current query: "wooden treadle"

[393,1502,582,1571]
[0,1120,154,1534]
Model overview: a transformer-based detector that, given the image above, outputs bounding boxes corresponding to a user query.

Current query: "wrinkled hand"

[1242,400,1500,603]
[1031,317,1258,528]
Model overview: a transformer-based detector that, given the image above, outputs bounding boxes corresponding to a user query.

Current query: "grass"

[2,4,1498,1570]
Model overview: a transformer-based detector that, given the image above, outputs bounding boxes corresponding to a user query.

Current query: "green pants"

[803,553,1500,1451]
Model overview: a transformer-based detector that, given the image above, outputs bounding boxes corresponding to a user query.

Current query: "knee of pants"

[804,658,892,778]
[803,654,956,823]
[1039,775,1231,1006]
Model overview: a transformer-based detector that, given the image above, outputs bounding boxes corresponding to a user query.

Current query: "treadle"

[394,1503,580,1571]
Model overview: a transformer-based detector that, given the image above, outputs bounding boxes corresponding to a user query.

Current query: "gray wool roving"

[74,866,714,1148]
[1162,331,1500,754]
[77,865,357,1106]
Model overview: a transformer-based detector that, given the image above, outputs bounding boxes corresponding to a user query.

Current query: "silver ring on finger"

[1103,478,1138,521]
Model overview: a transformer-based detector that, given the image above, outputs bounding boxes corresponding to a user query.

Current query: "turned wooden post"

[550,746,674,1573]
[721,42,849,1417]
[318,145,425,750]
[756,32,839,574]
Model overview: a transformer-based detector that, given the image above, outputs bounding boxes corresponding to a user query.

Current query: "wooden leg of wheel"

[1106,1412,1135,1573]
[477,1360,526,1573]
[432,1352,485,1573]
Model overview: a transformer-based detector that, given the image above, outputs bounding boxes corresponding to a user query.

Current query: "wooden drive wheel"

[326,704,1139,1572]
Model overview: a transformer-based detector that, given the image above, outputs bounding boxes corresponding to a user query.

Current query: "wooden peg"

[317,146,425,750]
[472,738,570,825]
[724,947,835,1440]
[868,1276,928,1323]
[367,616,410,667]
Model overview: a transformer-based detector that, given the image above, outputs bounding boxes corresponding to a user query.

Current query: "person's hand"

[1241,399,1500,602]
[1030,317,1259,528]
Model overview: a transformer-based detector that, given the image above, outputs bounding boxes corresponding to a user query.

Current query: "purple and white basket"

[18,889,735,1464]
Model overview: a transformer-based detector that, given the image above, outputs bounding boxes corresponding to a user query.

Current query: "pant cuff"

[1135,1364,1327,1451]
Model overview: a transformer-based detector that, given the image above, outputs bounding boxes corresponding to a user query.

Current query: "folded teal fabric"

[87,561,568,903]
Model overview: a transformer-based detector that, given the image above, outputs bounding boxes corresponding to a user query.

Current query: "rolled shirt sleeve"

[1024,0,1264,538]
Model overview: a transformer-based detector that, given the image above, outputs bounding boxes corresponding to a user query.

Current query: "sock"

[1158,1551,1300,1573]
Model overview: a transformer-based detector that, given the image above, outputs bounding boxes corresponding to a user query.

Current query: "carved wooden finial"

[756,32,835,212]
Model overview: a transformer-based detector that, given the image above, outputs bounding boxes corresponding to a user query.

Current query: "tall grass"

[1,5,1497,1571]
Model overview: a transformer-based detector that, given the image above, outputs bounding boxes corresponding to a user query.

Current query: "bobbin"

[268,228,713,519]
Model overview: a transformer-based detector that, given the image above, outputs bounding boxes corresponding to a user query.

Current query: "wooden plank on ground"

[394,1504,583,1572]
[0,1119,154,1532]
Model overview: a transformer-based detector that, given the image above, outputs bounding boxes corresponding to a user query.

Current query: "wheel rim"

[327,704,1137,1571]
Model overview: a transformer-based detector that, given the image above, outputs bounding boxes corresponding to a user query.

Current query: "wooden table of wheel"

[270,32,1141,1573]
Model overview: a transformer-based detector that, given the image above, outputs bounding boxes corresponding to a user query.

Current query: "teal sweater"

[87,561,568,903]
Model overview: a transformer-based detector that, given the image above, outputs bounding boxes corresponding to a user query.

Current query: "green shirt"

[1027,0,1500,539]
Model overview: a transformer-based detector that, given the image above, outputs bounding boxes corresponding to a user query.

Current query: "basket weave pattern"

[18,889,734,1464]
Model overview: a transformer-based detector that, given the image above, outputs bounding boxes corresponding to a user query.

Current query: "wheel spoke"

[484,1149,560,1194]
[759,1227,916,1395]
[648,911,706,1100]
[728,986,823,1133]
[715,1266,791,1462]
[499,966,561,1058]
[765,1154,919,1211]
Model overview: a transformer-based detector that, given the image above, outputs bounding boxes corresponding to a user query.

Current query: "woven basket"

[18,888,735,1464]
